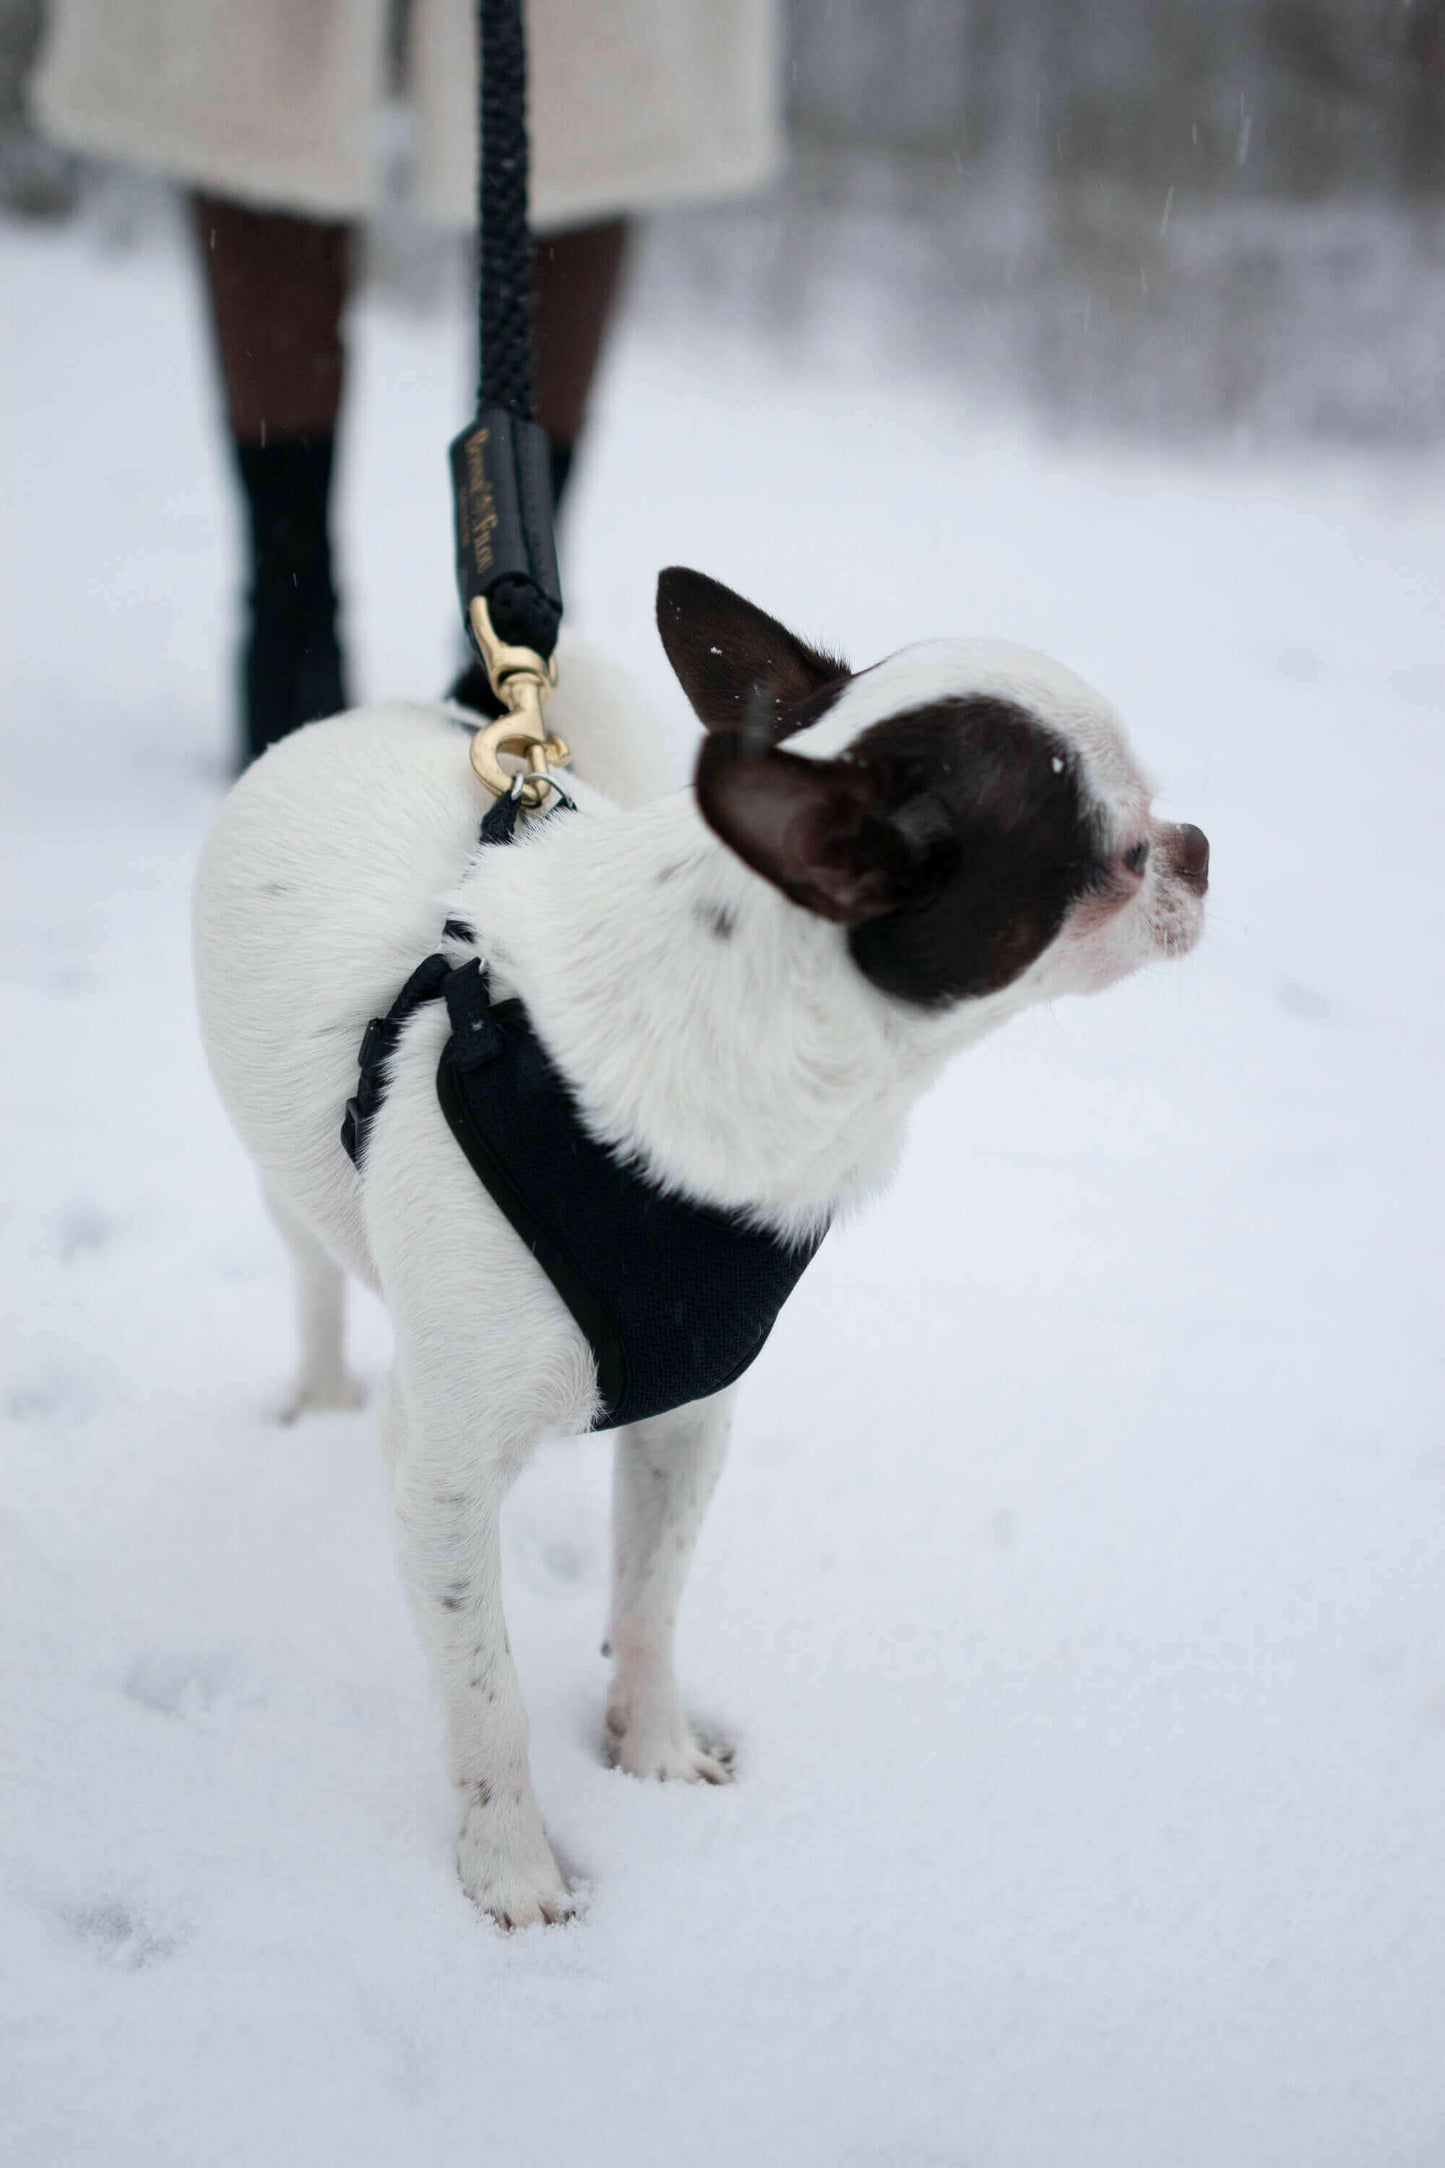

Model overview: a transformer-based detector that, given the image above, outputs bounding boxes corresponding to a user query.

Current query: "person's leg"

[192,194,353,766]
[532,217,629,508]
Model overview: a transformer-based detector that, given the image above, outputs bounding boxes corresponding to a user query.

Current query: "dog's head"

[658,568,1207,1013]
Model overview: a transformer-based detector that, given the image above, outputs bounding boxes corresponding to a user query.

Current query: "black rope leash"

[475,0,534,423]
[449,0,563,687]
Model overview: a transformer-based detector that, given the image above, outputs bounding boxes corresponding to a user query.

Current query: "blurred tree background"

[5,0,1444,444]
[647,0,1445,443]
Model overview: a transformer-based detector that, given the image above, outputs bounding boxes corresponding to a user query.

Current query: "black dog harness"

[341,793,824,1432]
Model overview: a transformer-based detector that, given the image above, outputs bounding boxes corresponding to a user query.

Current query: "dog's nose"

[1172,822,1210,896]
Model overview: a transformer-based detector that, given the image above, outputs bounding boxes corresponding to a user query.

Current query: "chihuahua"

[192,568,1208,1925]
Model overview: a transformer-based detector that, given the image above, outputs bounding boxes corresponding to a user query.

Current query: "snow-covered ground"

[3,195,1444,2168]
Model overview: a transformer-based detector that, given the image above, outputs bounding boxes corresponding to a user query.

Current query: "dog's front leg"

[388,1377,571,1927]
[606,1389,735,1783]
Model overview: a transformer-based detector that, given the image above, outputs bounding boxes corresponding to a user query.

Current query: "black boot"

[234,435,347,766]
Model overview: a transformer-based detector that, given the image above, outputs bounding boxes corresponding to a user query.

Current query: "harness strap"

[340,952,453,1168]
[342,953,518,1169]
[340,785,562,1169]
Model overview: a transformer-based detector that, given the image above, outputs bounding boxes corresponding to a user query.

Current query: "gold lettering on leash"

[464,427,498,578]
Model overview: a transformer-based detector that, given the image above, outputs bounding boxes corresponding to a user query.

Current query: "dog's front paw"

[604,1689,734,1785]
[456,1781,573,1929]
[280,1371,366,1423]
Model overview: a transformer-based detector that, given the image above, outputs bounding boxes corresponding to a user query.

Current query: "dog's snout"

[1171,822,1210,897]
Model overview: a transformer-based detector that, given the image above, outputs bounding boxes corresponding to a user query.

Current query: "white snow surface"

[3,200,1444,2167]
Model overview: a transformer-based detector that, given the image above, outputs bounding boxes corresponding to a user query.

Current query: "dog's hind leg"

[605,1389,736,1784]
[264,1185,364,1420]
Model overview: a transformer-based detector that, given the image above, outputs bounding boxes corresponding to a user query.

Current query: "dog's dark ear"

[695,732,948,925]
[656,567,848,740]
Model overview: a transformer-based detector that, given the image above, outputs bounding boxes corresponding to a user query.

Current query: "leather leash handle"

[450,408,562,669]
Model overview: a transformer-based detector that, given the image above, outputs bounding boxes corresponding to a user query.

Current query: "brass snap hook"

[465,596,570,810]
[469,713,572,809]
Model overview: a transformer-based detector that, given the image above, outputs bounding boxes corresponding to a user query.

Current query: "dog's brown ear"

[656,568,848,740]
[695,732,943,925]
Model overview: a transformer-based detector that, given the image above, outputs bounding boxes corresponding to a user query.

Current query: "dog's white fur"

[192,627,1202,1925]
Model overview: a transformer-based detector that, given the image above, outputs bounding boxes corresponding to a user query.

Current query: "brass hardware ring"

[505,764,575,812]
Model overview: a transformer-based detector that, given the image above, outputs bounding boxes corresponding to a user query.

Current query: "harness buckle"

[467,596,570,810]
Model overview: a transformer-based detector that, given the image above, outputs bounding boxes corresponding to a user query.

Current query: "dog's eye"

[1122,841,1150,875]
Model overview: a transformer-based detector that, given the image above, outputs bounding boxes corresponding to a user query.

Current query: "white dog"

[192,568,1208,1926]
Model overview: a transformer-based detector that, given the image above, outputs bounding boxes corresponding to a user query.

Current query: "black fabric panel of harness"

[340,794,825,1431]
[435,974,824,1430]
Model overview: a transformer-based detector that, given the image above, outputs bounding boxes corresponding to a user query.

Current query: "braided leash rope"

[449,0,565,706]
[475,0,534,421]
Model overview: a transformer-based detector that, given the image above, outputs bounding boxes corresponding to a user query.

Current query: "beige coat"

[34,0,781,231]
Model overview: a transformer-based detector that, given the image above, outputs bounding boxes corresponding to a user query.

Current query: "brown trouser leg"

[191,194,353,444]
[193,194,627,467]
[532,218,630,454]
